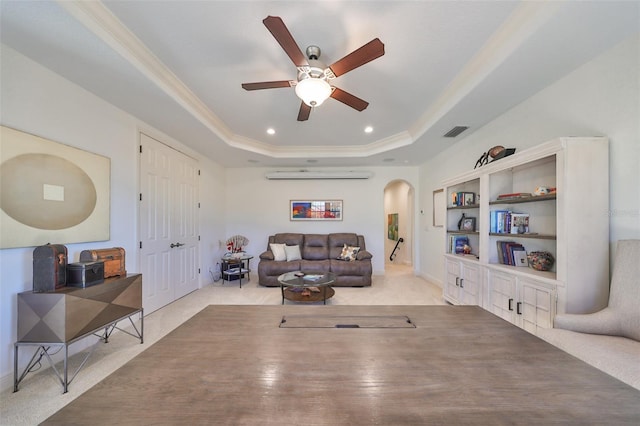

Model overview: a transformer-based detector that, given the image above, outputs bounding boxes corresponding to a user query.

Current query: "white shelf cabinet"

[443,137,609,334]
[444,256,480,305]
[486,268,555,335]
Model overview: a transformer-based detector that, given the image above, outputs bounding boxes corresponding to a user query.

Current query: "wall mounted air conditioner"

[265,170,373,180]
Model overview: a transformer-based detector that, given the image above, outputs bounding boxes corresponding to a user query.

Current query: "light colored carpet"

[1,264,443,425]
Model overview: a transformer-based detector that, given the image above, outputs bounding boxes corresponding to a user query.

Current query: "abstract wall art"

[0,126,110,248]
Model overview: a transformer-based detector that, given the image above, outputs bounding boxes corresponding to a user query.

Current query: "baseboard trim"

[418,271,443,289]
[0,370,14,393]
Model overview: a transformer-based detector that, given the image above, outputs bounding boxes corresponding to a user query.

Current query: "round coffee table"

[278,271,336,305]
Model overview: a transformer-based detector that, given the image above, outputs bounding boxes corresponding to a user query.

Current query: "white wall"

[418,34,640,285]
[0,45,226,388]
[221,167,419,275]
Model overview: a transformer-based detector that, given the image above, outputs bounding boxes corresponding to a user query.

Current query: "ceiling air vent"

[444,126,469,138]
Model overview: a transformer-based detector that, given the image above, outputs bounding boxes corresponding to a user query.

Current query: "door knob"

[170,242,185,248]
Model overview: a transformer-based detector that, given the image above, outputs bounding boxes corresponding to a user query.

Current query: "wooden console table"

[14,274,143,393]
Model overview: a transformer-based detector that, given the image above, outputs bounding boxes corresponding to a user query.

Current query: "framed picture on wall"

[388,213,399,241]
[0,126,110,248]
[290,200,342,221]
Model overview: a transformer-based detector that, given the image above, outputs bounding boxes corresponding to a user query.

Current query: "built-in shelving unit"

[442,137,610,336]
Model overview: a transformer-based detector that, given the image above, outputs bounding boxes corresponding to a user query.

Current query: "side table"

[221,254,253,288]
[14,274,143,394]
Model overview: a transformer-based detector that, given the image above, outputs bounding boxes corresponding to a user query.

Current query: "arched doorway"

[384,180,414,267]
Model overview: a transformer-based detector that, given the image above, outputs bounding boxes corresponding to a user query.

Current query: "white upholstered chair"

[554,239,640,341]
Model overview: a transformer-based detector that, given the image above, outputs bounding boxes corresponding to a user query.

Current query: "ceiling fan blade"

[263,16,308,67]
[241,81,294,91]
[297,102,311,121]
[329,38,385,77]
[330,87,369,111]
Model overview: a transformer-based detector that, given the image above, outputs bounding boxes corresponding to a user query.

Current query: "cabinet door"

[488,270,517,324]
[519,278,555,334]
[459,262,480,305]
[444,258,461,304]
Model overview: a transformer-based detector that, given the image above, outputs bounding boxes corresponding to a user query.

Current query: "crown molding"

[56,1,559,161]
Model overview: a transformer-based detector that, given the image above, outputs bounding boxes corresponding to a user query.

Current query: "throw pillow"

[338,243,360,261]
[285,244,302,262]
[269,243,287,261]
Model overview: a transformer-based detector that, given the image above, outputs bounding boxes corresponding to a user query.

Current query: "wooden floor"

[43,305,640,425]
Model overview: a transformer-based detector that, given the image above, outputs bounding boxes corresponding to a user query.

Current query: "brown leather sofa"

[258,233,372,287]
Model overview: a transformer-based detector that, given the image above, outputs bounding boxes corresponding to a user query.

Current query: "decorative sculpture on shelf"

[457,213,466,230]
[474,145,516,169]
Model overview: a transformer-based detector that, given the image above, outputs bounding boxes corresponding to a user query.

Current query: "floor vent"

[444,126,469,138]
[279,315,416,328]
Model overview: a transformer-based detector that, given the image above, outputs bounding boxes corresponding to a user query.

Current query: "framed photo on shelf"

[461,217,476,232]
[463,192,476,206]
[290,200,342,221]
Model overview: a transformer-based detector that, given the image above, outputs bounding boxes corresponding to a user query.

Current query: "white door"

[139,133,199,314]
[171,152,200,300]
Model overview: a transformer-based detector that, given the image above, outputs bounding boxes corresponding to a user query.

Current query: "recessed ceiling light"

[364,126,373,133]
[266,128,275,135]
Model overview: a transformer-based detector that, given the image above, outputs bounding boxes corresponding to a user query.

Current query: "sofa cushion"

[302,234,329,260]
[300,259,330,273]
[259,251,274,260]
[269,243,286,261]
[273,233,304,246]
[260,259,302,276]
[330,258,372,276]
[338,244,360,261]
[356,250,373,260]
[285,244,302,261]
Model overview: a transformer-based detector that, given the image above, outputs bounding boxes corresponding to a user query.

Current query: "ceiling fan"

[241,16,385,121]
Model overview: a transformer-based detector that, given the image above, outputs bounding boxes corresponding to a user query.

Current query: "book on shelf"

[490,210,510,233]
[513,249,528,267]
[510,213,530,234]
[497,192,532,200]
[491,210,531,235]
[496,240,525,266]
[449,235,469,254]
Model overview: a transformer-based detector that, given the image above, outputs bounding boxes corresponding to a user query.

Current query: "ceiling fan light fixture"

[295,77,332,107]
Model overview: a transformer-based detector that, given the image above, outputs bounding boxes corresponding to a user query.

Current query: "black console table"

[14,274,143,393]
